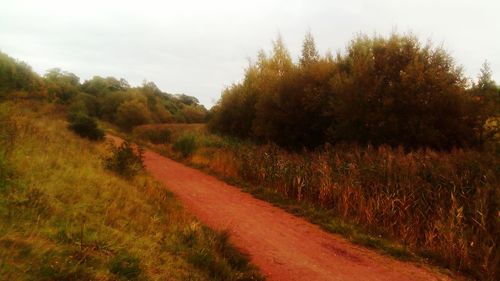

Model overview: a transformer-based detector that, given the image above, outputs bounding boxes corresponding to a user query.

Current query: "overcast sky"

[1,0,499,107]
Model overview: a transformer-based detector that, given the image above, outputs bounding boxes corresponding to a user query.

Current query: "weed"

[104,141,144,177]
[173,133,197,157]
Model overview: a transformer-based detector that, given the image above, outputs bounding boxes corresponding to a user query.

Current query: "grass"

[133,122,499,281]
[0,100,263,281]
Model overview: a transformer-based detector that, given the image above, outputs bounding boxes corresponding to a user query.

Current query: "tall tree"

[300,31,320,67]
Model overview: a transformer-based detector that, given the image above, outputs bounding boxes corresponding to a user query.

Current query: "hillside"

[0,100,262,280]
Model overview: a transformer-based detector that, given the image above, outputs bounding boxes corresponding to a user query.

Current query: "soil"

[107,135,453,281]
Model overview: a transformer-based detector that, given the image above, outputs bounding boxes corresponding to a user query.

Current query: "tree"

[470,61,500,145]
[115,99,152,131]
[81,76,129,96]
[182,105,207,123]
[300,31,320,67]
[176,94,200,106]
[209,32,481,150]
[0,52,45,98]
[44,68,80,103]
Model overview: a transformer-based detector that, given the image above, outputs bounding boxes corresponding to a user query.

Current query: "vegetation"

[138,32,499,280]
[0,51,208,133]
[104,141,144,178]
[0,52,45,99]
[134,125,499,280]
[1,29,499,280]
[133,125,172,144]
[0,101,263,280]
[173,133,198,158]
[68,113,105,140]
[209,32,498,150]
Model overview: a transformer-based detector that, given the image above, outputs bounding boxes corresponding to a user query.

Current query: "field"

[133,124,500,280]
[0,101,262,281]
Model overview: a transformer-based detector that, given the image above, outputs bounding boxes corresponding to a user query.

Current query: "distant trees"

[44,68,80,103]
[210,32,495,150]
[115,98,152,131]
[0,51,208,133]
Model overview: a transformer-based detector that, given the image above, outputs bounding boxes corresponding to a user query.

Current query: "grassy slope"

[0,101,262,281]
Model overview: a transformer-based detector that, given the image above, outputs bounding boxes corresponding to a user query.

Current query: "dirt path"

[108,136,452,281]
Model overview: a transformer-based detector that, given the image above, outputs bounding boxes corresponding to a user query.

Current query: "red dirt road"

[109,136,452,281]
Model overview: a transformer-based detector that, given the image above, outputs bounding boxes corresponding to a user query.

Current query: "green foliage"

[69,92,99,117]
[182,104,208,123]
[68,114,105,140]
[173,133,197,157]
[0,51,45,98]
[81,76,129,95]
[210,32,487,150]
[1,51,208,132]
[109,252,142,280]
[115,99,152,131]
[43,68,80,103]
[104,141,144,177]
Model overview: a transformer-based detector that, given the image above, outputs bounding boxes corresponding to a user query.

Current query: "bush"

[104,141,144,177]
[115,99,152,131]
[173,133,197,157]
[68,114,104,140]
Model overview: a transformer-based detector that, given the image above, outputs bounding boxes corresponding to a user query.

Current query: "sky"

[1,0,499,108]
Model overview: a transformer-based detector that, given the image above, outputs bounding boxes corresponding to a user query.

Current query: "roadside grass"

[0,100,263,281]
[130,126,430,263]
[131,123,498,280]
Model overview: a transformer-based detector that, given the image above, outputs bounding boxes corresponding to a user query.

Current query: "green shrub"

[68,114,104,140]
[104,141,144,177]
[109,252,142,280]
[173,133,197,157]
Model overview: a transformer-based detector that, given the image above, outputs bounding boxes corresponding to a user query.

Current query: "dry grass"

[135,123,498,280]
[134,123,205,140]
[0,101,262,281]
[212,144,498,280]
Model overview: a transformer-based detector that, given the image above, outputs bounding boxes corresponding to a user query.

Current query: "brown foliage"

[209,33,484,150]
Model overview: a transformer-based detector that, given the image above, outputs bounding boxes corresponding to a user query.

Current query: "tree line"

[209,32,499,150]
[0,51,208,131]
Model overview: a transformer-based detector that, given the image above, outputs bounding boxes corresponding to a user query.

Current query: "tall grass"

[232,144,499,279]
[134,123,499,280]
[0,101,262,281]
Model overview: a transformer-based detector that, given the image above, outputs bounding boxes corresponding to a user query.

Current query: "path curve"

[108,136,452,281]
